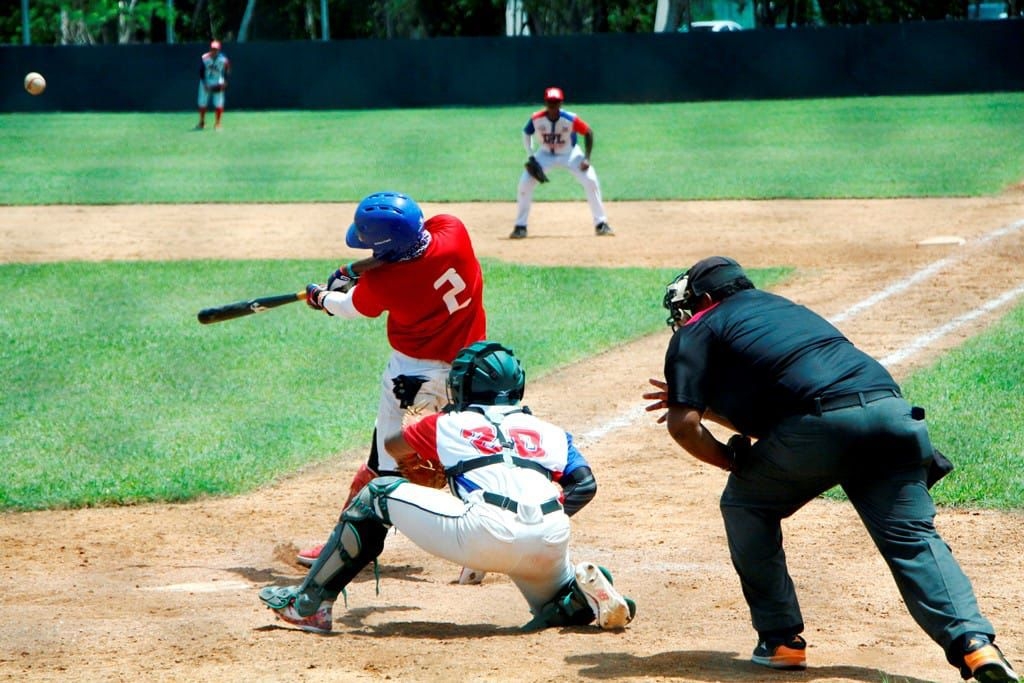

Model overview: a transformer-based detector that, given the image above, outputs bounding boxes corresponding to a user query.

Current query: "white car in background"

[683,20,744,32]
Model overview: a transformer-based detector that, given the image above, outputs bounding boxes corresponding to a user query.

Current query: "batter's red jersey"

[351,214,486,362]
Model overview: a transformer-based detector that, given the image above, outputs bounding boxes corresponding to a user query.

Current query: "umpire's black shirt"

[664,288,899,439]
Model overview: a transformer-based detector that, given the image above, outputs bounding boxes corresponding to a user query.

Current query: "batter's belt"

[810,388,901,416]
[482,492,562,515]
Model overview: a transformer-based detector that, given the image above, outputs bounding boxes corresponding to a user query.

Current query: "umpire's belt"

[810,388,900,416]
[482,492,562,515]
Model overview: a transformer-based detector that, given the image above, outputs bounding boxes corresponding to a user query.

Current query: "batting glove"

[305,283,332,315]
[327,263,359,293]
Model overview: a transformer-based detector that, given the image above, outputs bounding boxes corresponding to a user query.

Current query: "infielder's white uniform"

[197,48,230,110]
[386,404,581,609]
[516,109,608,228]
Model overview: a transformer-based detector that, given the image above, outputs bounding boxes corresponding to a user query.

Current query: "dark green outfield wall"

[2,20,1022,112]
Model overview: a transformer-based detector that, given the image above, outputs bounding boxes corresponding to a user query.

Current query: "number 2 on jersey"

[434,267,471,314]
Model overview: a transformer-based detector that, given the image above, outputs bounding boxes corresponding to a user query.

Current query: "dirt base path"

[2,197,1023,683]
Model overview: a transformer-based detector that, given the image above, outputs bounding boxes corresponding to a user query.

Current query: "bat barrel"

[197,292,305,325]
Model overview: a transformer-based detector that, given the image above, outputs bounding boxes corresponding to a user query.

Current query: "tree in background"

[2,0,1018,44]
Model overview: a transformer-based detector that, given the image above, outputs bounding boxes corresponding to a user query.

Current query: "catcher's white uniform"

[389,404,579,607]
[261,395,634,631]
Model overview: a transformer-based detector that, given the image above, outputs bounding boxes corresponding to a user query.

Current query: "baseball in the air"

[24,72,46,96]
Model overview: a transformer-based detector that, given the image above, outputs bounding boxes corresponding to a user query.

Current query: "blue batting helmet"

[346,191,427,262]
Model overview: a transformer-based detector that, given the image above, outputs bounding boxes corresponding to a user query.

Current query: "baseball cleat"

[509,225,528,239]
[296,543,324,567]
[259,586,333,634]
[594,222,615,236]
[962,638,1019,682]
[574,562,633,630]
[457,567,486,585]
[751,634,807,670]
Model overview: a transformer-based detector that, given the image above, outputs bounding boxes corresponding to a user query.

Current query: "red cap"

[210,40,222,50]
[544,87,564,102]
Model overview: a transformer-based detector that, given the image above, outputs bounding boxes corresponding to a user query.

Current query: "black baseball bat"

[197,291,307,325]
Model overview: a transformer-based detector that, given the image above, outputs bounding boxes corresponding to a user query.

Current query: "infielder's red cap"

[210,40,222,50]
[544,87,564,102]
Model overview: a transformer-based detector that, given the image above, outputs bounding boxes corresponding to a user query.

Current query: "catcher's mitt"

[394,450,448,489]
[525,156,549,183]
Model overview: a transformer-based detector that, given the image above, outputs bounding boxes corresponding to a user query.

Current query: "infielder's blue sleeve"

[523,120,535,135]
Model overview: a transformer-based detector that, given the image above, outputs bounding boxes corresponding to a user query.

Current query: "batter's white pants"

[385,483,575,613]
[516,146,608,227]
[373,350,452,472]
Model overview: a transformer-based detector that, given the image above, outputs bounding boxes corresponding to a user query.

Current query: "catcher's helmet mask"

[447,341,526,411]
[346,191,430,262]
[664,256,754,329]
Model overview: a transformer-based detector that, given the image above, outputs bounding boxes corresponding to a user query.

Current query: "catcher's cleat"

[457,567,486,585]
[751,634,807,670]
[509,225,528,239]
[961,637,1019,682]
[259,586,333,634]
[594,222,615,236]
[296,543,324,567]
[574,562,634,630]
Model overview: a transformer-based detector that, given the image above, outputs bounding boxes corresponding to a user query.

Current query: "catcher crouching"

[259,341,635,633]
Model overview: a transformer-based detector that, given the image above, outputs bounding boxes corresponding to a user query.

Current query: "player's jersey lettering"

[463,426,502,455]
[435,267,471,314]
[543,133,565,145]
[460,425,547,459]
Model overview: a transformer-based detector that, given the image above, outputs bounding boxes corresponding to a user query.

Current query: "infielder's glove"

[393,450,448,489]
[208,83,227,93]
[525,155,549,183]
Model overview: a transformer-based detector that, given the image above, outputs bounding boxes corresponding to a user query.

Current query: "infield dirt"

[1,197,1022,682]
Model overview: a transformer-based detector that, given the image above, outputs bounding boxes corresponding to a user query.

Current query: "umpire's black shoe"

[751,634,807,670]
[510,225,528,239]
[595,222,615,236]
[961,636,1019,682]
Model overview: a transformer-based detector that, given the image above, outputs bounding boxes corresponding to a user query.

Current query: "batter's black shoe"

[594,222,615,236]
[961,637,1019,682]
[510,225,528,239]
[751,634,807,670]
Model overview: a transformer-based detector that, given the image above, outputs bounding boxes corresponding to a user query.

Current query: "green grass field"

[1,94,1022,511]
[2,93,1023,204]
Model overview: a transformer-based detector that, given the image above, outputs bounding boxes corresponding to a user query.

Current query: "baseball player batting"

[260,341,636,634]
[512,86,614,239]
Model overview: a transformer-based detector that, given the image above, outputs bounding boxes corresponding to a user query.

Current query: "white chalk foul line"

[879,283,1024,368]
[579,218,1024,444]
[828,218,1024,326]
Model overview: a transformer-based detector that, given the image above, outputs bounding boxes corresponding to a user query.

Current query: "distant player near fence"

[196,40,231,131]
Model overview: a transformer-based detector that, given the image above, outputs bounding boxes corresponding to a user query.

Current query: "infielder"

[260,341,635,634]
[196,40,230,131]
[512,86,614,239]
[296,191,488,585]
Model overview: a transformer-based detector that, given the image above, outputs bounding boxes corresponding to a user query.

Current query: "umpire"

[642,256,1017,681]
